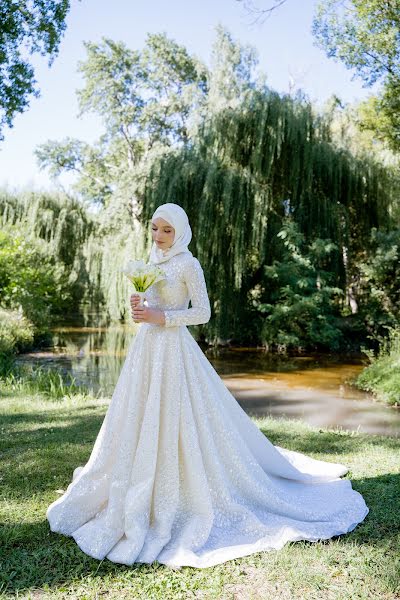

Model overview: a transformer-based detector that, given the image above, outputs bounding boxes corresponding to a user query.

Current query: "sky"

[0,0,375,192]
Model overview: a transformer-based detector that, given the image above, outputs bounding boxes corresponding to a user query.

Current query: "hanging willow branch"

[140,89,394,341]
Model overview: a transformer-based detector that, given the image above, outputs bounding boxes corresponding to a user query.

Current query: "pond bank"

[14,324,400,438]
[222,374,400,437]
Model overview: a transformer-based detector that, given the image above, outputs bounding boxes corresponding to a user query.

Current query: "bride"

[46,203,369,569]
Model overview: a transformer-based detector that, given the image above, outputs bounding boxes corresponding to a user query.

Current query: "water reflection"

[37,324,133,395]
[17,324,400,437]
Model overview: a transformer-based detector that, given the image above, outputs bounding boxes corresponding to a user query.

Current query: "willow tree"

[0,189,95,313]
[140,88,396,343]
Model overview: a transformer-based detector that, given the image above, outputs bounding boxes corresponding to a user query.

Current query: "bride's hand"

[130,294,145,323]
[131,301,166,325]
[132,306,166,325]
[130,294,141,310]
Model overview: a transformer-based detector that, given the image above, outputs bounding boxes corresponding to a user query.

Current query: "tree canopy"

[313,0,400,151]
[33,27,400,348]
[0,0,72,139]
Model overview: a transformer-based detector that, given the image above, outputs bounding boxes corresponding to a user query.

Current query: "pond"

[17,323,400,437]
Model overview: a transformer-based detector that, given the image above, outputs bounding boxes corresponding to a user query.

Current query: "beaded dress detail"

[46,252,368,569]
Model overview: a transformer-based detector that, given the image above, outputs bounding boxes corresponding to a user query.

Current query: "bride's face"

[151,217,175,250]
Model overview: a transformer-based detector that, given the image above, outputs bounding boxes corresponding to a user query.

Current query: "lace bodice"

[144,253,211,328]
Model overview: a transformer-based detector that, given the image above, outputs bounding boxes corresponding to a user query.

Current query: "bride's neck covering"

[149,203,193,264]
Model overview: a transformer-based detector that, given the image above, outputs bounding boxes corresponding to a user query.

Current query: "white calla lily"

[122,260,166,292]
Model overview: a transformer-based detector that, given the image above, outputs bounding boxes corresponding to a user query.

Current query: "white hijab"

[149,203,193,264]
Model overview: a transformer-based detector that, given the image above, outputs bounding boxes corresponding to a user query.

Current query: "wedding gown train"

[46,253,369,569]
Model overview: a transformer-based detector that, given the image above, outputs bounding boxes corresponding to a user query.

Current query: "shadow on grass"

[1,471,399,596]
[342,472,400,545]
[0,389,21,400]
[0,405,105,451]
[0,520,150,595]
[1,406,106,498]
[2,404,399,501]
[3,400,399,461]
[259,423,400,455]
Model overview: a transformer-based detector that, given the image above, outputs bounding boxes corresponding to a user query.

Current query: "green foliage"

[32,27,400,347]
[357,95,400,156]
[0,0,72,138]
[35,137,115,206]
[1,363,89,399]
[0,226,73,327]
[313,0,400,151]
[207,24,258,112]
[0,189,99,363]
[313,0,400,86]
[36,32,209,206]
[349,227,400,344]
[141,87,395,344]
[254,220,344,351]
[356,327,400,405]
[77,33,208,146]
[322,95,400,173]
[0,308,34,372]
[0,189,95,313]
[0,189,93,265]
[360,227,400,317]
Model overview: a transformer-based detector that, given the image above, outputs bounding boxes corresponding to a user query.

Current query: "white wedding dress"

[47,252,369,569]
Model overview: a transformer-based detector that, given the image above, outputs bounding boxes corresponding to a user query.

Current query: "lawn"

[0,389,399,600]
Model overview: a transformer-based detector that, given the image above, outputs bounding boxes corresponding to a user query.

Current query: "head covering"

[149,203,193,264]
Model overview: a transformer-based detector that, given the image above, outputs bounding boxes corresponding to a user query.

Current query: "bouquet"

[122,260,166,306]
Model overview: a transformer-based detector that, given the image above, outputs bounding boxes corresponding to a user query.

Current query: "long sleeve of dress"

[163,258,211,327]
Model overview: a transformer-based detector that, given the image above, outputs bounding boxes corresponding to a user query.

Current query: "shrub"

[0,227,73,329]
[356,327,400,406]
[0,308,35,374]
[254,220,344,352]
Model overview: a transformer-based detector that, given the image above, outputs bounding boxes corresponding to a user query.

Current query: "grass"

[1,364,93,400]
[0,387,399,600]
